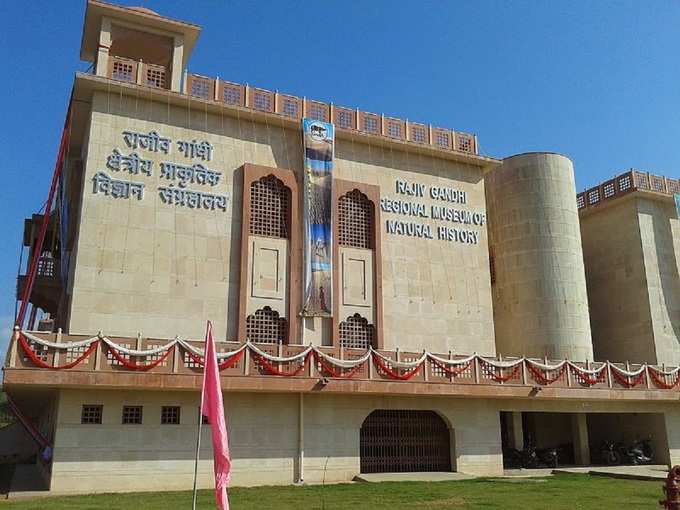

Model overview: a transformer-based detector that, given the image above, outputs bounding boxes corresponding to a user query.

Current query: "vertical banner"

[675,193,680,219]
[302,118,334,316]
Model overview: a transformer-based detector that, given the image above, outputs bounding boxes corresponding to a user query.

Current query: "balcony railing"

[184,73,479,156]
[108,55,167,90]
[7,330,680,393]
[577,170,680,211]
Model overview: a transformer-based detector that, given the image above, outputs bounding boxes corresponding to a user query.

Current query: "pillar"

[664,410,680,467]
[571,414,590,465]
[506,412,524,450]
[170,35,185,93]
[95,17,112,77]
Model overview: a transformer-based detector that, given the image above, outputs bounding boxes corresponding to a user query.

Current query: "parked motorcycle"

[596,439,654,465]
[598,440,623,466]
[627,439,653,465]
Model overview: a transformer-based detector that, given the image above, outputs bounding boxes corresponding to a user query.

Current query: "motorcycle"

[628,439,653,465]
[598,440,623,466]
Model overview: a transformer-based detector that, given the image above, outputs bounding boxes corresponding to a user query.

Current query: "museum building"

[3,0,680,493]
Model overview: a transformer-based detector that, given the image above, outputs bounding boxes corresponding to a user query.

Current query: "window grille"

[339,314,374,349]
[411,125,427,143]
[307,102,329,121]
[66,345,89,365]
[223,85,242,105]
[281,97,299,118]
[618,174,632,192]
[386,121,402,139]
[145,66,166,89]
[455,133,473,153]
[667,178,680,194]
[246,307,287,344]
[191,79,211,99]
[435,131,450,149]
[184,351,201,368]
[338,190,372,249]
[249,175,290,238]
[587,188,600,206]
[252,90,273,112]
[603,181,616,199]
[23,340,49,363]
[576,193,585,210]
[161,406,180,425]
[362,115,380,134]
[111,59,135,83]
[106,343,131,366]
[81,405,103,424]
[336,109,354,129]
[122,406,143,425]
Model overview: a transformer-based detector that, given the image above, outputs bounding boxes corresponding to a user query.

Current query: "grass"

[0,474,664,509]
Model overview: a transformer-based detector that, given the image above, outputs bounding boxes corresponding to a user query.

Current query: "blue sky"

[1,1,679,358]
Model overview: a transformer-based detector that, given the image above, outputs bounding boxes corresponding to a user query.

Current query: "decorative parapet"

[184,73,478,156]
[7,329,680,393]
[577,170,680,211]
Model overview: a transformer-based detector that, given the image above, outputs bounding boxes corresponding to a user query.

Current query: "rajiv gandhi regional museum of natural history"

[3,0,680,494]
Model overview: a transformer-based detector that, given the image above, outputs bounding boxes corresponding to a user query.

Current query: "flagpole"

[192,329,208,510]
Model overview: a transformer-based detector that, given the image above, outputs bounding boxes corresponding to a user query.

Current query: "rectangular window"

[81,405,102,424]
[122,406,143,425]
[161,406,181,425]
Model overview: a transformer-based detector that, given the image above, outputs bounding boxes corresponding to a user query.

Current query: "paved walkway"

[355,472,476,483]
[357,465,668,483]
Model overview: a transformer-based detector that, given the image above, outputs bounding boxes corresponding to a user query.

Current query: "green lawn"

[0,474,664,509]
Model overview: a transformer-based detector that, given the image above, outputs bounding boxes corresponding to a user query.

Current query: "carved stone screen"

[339,313,374,349]
[245,306,287,344]
[249,176,289,238]
[338,190,372,249]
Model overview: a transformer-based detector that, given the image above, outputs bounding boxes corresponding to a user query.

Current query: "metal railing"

[577,170,680,211]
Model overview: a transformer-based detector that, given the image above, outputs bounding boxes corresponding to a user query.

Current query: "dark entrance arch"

[360,409,452,473]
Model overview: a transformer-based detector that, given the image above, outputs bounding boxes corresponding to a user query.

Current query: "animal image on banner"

[302,118,334,316]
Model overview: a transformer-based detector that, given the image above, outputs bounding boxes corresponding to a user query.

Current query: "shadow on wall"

[651,205,680,353]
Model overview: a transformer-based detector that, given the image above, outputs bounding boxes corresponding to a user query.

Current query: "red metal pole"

[15,95,72,328]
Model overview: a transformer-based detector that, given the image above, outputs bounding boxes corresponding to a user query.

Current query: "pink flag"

[201,321,231,510]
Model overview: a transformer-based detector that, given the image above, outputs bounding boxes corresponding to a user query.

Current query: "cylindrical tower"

[485,153,593,360]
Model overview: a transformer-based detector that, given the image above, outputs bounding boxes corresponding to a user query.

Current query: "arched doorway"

[360,410,452,473]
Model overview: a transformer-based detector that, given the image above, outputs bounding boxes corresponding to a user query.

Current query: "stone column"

[95,17,112,77]
[506,412,524,450]
[571,414,590,465]
[170,35,185,93]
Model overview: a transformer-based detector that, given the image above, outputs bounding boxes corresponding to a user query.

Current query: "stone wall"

[49,389,503,492]
[580,194,680,364]
[66,90,495,355]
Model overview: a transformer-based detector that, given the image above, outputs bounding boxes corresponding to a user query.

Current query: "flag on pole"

[201,321,231,510]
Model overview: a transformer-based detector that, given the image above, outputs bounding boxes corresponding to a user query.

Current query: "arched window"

[246,306,287,344]
[338,189,373,249]
[339,313,374,349]
[249,175,290,238]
